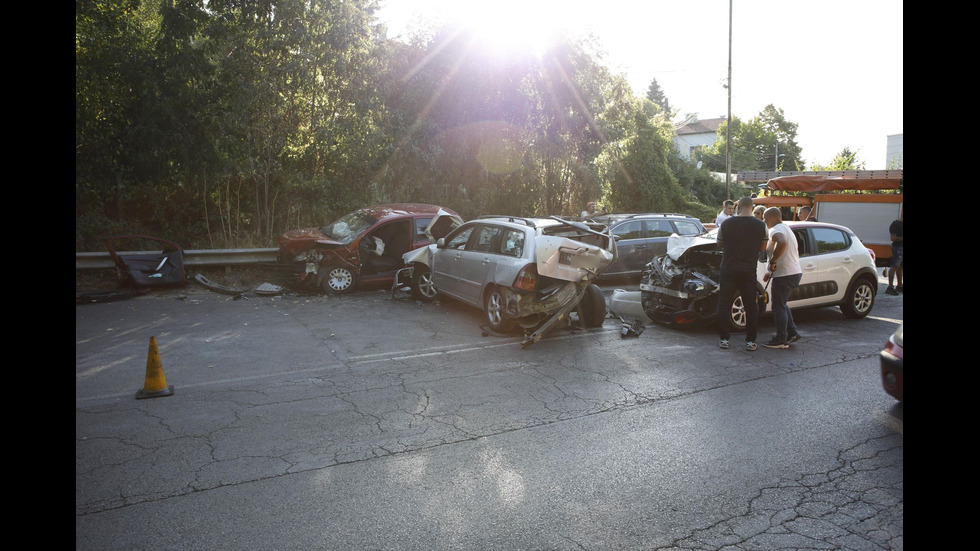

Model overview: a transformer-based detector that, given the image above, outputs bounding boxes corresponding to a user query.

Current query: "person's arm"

[768,231,787,271]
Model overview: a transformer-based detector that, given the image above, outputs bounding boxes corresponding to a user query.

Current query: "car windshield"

[321,211,378,245]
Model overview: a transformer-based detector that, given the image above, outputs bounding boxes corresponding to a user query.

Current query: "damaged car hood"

[665,230,717,260]
[277,228,344,256]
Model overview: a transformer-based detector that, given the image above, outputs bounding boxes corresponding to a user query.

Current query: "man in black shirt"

[885,214,903,295]
[716,197,769,351]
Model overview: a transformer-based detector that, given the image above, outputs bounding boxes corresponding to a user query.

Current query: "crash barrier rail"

[76,248,279,270]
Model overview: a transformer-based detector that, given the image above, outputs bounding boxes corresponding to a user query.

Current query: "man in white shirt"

[762,207,803,348]
[715,200,735,227]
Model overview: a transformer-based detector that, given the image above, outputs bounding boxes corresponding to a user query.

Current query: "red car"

[277,203,462,294]
[879,322,903,402]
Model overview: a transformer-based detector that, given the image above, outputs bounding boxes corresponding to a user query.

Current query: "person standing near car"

[715,199,735,227]
[716,197,768,352]
[762,207,803,349]
[885,214,903,295]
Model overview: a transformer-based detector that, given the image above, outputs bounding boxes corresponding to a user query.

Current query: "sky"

[375,0,903,169]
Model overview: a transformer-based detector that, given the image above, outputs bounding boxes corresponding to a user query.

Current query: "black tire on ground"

[485,286,517,333]
[411,265,438,302]
[578,283,607,327]
[841,276,876,319]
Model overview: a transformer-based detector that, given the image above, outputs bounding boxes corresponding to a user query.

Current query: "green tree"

[704,105,804,174]
[645,78,672,118]
[809,147,866,171]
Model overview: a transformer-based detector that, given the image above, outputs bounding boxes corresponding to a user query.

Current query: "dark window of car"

[673,219,703,236]
[811,227,849,254]
[613,220,644,240]
[500,228,525,257]
[415,217,432,241]
[646,220,675,238]
[445,226,475,250]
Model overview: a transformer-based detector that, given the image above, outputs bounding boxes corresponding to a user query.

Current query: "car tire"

[840,276,876,319]
[485,286,517,333]
[578,283,607,327]
[320,264,356,294]
[410,264,438,302]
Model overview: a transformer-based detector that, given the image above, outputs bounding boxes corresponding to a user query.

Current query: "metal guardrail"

[76,248,279,270]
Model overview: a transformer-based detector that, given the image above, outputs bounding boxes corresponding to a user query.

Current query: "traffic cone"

[136,336,174,399]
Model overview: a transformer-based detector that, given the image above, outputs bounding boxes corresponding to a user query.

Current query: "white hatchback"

[611,221,879,329]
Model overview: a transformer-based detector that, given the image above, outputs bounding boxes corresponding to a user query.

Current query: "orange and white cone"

[136,336,175,399]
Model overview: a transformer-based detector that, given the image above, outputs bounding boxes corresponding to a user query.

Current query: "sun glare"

[445,0,583,57]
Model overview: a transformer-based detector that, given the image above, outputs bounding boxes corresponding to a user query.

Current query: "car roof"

[357,203,458,220]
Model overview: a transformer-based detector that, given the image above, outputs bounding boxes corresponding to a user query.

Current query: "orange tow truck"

[751,172,903,263]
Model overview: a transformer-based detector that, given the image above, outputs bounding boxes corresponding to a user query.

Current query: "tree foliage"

[78,3,796,251]
[703,104,804,174]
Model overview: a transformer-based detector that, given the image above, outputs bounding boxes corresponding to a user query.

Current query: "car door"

[606,219,646,277]
[430,224,476,300]
[788,226,851,307]
[454,224,503,304]
[643,219,677,262]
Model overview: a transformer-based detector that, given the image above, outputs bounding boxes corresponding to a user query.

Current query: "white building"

[672,114,725,162]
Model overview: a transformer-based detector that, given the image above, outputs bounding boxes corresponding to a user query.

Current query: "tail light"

[866,248,876,262]
[513,264,538,291]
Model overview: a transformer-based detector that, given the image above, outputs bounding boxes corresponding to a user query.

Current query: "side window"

[445,226,475,250]
[500,229,525,257]
[793,229,808,257]
[811,228,849,255]
[415,217,432,241]
[469,225,502,253]
[673,220,703,236]
[613,220,644,240]
[646,220,675,238]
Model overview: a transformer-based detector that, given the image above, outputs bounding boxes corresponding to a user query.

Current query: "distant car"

[880,323,903,401]
[402,215,615,341]
[601,213,707,280]
[277,203,462,294]
[639,221,879,329]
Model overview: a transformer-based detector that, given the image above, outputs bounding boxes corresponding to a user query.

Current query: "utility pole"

[725,0,732,199]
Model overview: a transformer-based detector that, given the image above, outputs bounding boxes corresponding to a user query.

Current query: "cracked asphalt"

[76,273,902,550]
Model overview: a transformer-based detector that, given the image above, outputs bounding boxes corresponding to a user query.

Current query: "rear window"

[812,227,850,254]
[673,219,703,236]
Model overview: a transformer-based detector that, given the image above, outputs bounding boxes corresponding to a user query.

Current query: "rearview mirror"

[436,238,446,248]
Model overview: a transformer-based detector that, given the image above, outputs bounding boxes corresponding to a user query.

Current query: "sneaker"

[885,286,899,296]
[745,341,757,351]
[896,285,903,293]
[787,333,801,344]
[719,339,730,349]
[762,338,789,349]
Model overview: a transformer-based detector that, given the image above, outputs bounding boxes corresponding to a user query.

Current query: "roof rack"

[476,215,537,228]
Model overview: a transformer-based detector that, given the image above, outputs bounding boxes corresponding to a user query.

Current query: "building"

[886,133,903,169]
[672,114,725,162]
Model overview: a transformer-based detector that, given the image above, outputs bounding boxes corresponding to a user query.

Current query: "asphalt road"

[76,271,903,550]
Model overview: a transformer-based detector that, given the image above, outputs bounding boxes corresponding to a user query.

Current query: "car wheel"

[578,283,607,327]
[320,264,356,294]
[841,276,876,319]
[411,264,438,302]
[485,286,517,333]
[727,292,748,332]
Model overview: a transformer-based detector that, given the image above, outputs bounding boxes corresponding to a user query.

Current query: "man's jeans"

[717,270,759,342]
[771,273,802,342]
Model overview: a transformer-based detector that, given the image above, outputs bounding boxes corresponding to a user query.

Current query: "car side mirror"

[436,238,446,249]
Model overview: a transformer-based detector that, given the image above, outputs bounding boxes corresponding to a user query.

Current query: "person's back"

[719,216,767,273]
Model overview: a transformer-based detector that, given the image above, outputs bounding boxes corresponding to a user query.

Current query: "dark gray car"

[600,213,707,280]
